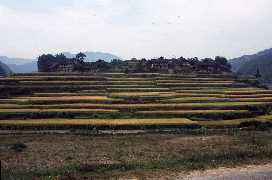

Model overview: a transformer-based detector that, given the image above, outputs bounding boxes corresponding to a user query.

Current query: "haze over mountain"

[0,56,37,73]
[230,48,272,85]
[62,51,121,62]
[0,52,121,73]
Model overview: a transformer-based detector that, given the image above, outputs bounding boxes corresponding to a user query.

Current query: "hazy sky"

[0,0,272,59]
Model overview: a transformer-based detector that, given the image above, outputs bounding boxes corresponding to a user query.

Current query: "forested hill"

[229,48,272,84]
[0,61,12,76]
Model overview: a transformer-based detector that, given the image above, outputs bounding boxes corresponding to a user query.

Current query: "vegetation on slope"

[230,48,272,85]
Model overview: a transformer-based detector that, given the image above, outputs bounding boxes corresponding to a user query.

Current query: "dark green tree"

[55,53,67,62]
[75,52,86,63]
[37,54,56,72]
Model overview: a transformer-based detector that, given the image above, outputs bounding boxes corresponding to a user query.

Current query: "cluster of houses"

[38,54,232,74]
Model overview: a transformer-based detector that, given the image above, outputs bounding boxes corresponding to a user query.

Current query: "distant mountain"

[0,61,12,76]
[0,52,121,73]
[7,61,38,73]
[62,51,121,62]
[0,56,37,73]
[229,48,272,84]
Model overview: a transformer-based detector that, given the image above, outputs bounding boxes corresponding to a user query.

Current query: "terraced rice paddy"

[0,73,272,130]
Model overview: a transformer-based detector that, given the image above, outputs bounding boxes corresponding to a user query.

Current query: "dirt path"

[179,164,272,180]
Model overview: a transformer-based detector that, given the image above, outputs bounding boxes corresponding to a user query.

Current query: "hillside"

[0,61,12,76]
[230,48,272,84]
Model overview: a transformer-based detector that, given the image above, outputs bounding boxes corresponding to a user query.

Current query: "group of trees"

[38,52,232,74]
[38,53,86,72]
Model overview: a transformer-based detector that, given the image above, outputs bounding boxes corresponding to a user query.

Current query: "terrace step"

[1,73,271,129]
[136,110,253,120]
[0,102,271,111]
[0,109,120,120]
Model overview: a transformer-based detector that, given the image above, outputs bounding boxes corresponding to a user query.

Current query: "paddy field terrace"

[0,72,272,131]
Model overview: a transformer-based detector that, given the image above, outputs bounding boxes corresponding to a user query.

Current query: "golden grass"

[0,77,43,81]
[255,115,272,121]
[109,92,175,97]
[15,96,119,101]
[0,109,118,113]
[0,99,28,103]
[16,83,155,88]
[224,90,272,94]
[80,90,107,93]
[223,94,272,98]
[137,110,248,115]
[223,87,262,91]
[0,118,195,126]
[157,82,239,86]
[174,90,225,94]
[174,88,261,94]
[20,81,155,85]
[0,102,270,110]
[34,93,82,96]
[166,95,272,101]
[107,88,169,91]
[173,93,224,98]
[95,85,156,87]
[0,104,22,108]
[106,77,154,81]
[20,81,103,84]
[197,119,243,127]
[162,97,227,102]
[230,97,272,102]
[11,76,104,79]
[156,80,236,83]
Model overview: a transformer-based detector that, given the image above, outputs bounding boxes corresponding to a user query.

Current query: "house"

[55,62,75,72]
[127,60,139,72]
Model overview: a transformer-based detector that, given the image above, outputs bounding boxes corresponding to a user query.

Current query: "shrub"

[239,120,272,130]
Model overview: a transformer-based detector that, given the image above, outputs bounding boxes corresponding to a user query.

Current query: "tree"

[37,54,56,72]
[255,68,262,78]
[215,56,228,65]
[215,56,231,72]
[55,53,67,62]
[75,52,86,63]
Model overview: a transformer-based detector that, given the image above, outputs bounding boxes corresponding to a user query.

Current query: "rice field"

[137,110,248,114]
[0,72,272,130]
[0,118,195,126]
[0,101,271,110]
[0,108,118,113]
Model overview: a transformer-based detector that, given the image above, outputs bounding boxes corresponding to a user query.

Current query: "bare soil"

[1,131,272,179]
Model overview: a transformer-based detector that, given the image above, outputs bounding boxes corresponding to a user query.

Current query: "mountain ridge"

[0,61,12,76]
[229,48,272,84]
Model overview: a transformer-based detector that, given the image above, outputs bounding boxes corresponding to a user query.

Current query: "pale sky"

[0,0,272,59]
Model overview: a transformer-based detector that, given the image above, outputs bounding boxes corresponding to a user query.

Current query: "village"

[37,53,232,74]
